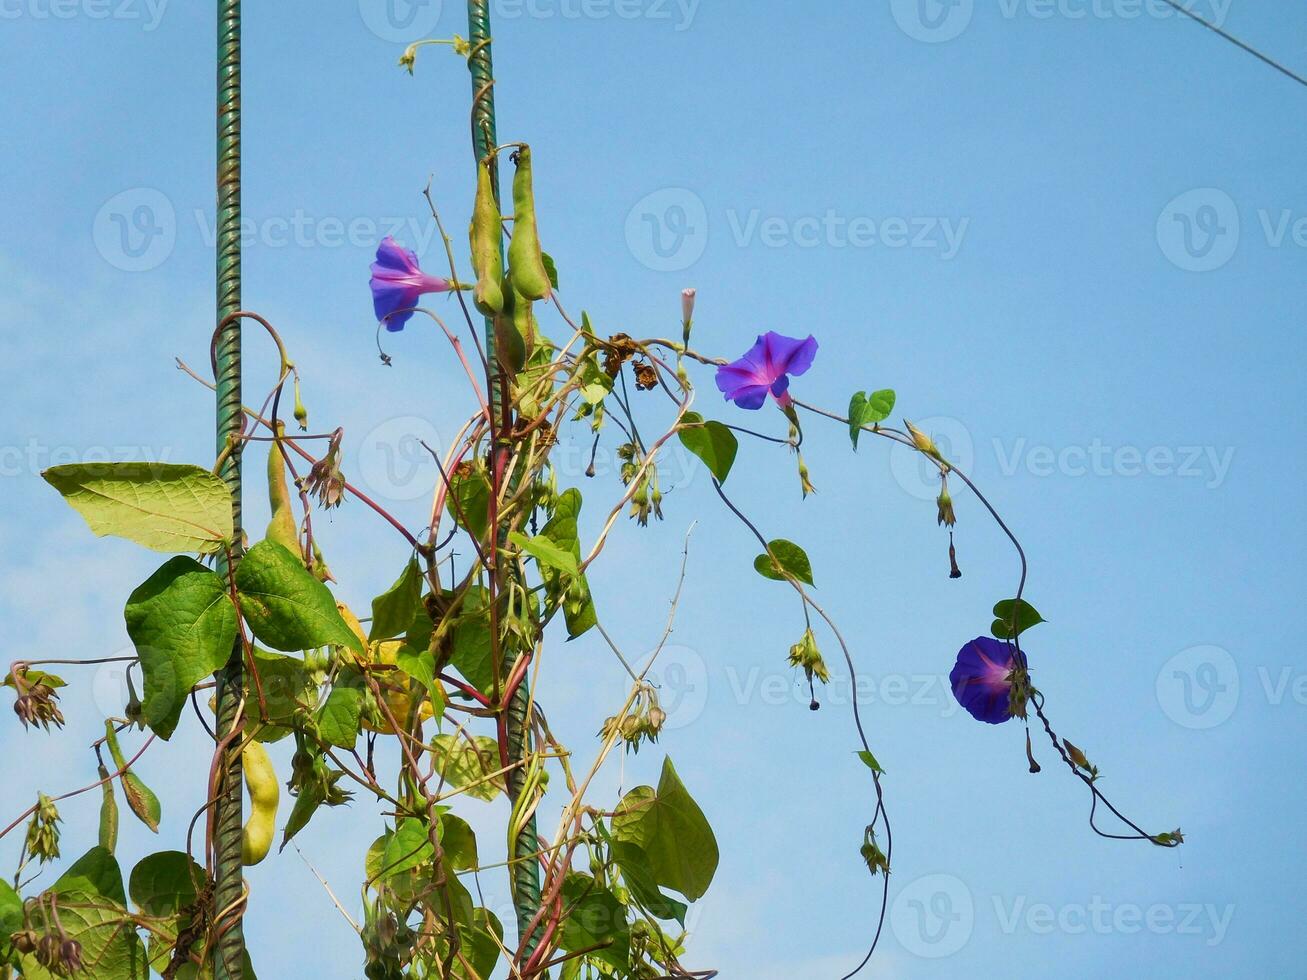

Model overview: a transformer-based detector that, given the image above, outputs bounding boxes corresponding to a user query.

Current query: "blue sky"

[2,1,1305,977]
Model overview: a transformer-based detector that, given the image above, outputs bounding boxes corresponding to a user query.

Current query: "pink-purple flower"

[950,637,1018,725]
[369,235,452,332]
[715,332,819,410]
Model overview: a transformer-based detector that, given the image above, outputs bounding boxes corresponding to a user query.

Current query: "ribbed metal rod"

[466,0,545,958]
[212,0,245,976]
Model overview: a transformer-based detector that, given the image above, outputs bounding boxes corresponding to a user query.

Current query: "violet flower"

[715,331,818,410]
[369,235,452,332]
[950,636,1019,725]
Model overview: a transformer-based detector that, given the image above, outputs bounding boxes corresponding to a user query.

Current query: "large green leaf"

[612,842,687,925]
[43,462,232,554]
[248,648,315,743]
[678,412,738,483]
[380,817,439,879]
[24,849,149,979]
[509,531,579,578]
[430,734,504,802]
[20,890,148,980]
[124,557,238,739]
[450,586,494,693]
[559,873,630,970]
[369,557,424,642]
[317,674,364,749]
[0,878,21,936]
[753,539,815,586]
[235,541,363,655]
[612,758,718,902]
[439,813,480,872]
[53,846,126,905]
[541,497,597,639]
[129,851,205,917]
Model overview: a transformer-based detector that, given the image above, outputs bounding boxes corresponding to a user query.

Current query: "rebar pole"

[212,1,245,976]
[466,0,544,958]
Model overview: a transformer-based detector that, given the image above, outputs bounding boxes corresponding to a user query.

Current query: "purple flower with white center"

[715,331,819,410]
[950,636,1018,725]
[369,235,452,332]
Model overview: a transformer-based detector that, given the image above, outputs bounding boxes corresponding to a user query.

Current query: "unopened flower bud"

[798,454,816,498]
[905,420,943,461]
[398,44,418,74]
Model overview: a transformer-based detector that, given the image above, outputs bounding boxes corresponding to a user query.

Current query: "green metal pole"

[213,1,245,977]
[465,1,544,958]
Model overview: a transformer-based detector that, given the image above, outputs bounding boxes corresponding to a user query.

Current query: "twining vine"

[1,23,1182,980]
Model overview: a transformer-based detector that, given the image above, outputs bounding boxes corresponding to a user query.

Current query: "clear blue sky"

[2,2,1304,977]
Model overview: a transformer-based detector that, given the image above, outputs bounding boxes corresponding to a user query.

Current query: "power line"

[1156,0,1307,90]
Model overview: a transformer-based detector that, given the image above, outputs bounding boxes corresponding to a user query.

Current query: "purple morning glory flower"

[715,331,818,410]
[950,636,1018,725]
[369,235,452,332]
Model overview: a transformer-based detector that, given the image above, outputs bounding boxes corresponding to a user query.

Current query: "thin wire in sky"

[1156,0,1307,90]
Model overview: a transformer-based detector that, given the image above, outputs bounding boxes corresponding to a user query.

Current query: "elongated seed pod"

[507,146,551,301]
[266,432,300,558]
[104,721,161,833]
[469,160,505,315]
[97,764,119,854]
[241,740,279,866]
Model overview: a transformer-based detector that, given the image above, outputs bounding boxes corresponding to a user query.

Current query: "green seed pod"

[507,146,552,302]
[469,159,505,316]
[104,721,161,833]
[266,431,301,559]
[241,740,280,866]
[494,274,535,377]
[97,764,119,854]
